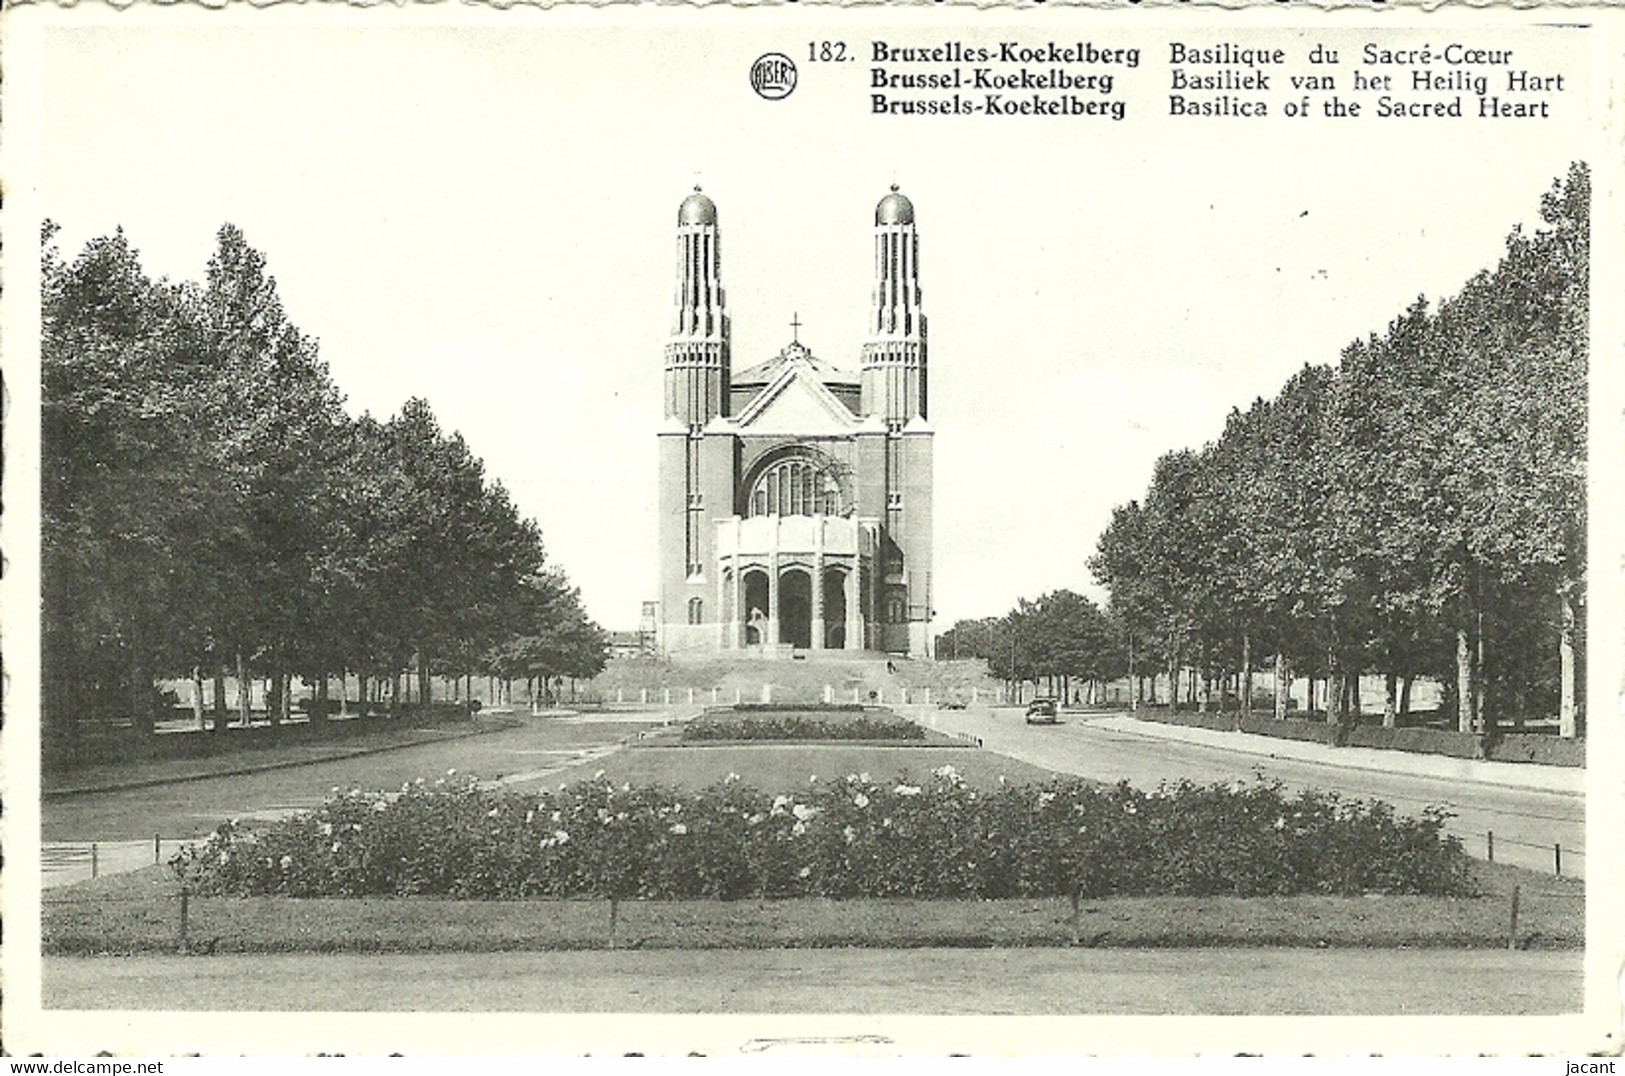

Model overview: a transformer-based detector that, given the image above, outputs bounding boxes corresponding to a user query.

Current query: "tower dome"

[875,185,914,226]
[678,188,718,226]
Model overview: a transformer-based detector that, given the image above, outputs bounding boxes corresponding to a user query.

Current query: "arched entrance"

[822,568,847,650]
[778,569,812,650]
[742,570,770,646]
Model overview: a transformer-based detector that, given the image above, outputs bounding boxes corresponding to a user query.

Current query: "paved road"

[919,708,1585,878]
[43,948,1582,1017]
[42,712,681,846]
[43,706,1583,880]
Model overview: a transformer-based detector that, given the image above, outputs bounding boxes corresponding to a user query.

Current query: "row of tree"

[42,222,607,756]
[1085,164,1589,736]
[937,590,1127,704]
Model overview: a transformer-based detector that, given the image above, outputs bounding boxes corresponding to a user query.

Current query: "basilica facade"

[655,187,934,658]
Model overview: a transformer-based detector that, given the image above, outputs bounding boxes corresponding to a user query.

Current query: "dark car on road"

[1024,698,1058,724]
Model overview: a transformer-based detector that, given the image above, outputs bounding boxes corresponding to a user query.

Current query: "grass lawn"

[576,740,1064,792]
[42,860,1581,955]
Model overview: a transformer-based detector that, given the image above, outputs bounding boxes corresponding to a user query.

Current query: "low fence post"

[91,843,98,879]
[178,885,190,954]
[1507,884,1520,950]
[1554,842,1562,877]
[155,834,162,865]
[1486,831,1494,862]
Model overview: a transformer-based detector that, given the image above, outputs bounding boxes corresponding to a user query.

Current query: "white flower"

[895,784,922,797]
[771,795,791,816]
[859,771,871,784]
[725,771,740,784]
[487,807,500,818]
[792,821,808,836]
[330,787,341,795]
[331,841,342,854]
[320,822,333,837]
[280,855,293,870]
[809,774,819,785]
[218,851,230,867]
[550,810,562,823]
[669,823,688,835]
[843,825,857,845]
[792,803,819,822]
[525,810,536,824]
[798,865,812,878]
[1037,791,1057,809]
[933,764,959,781]
[373,800,389,813]
[447,769,457,777]
[352,823,362,831]
[747,813,766,826]
[594,769,605,780]
[853,792,870,809]
[1274,816,1287,830]
[1124,802,1138,815]
[554,829,570,845]
[998,775,1008,786]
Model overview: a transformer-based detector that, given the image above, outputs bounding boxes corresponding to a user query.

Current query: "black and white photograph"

[3,4,1620,1058]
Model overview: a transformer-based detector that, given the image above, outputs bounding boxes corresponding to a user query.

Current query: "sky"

[35,11,1593,631]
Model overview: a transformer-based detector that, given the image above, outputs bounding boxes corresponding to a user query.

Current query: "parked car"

[1024,698,1059,724]
[939,697,968,710]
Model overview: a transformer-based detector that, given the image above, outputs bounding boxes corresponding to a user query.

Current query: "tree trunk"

[1127,637,1138,713]
[191,666,206,731]
[1273,653,1287,721]
[1241,633,1252,718]
[212,668,227,732]
[419,664,431,708]
[339,669,350,717]
[236,652,251,728]
[1399,675,1413,719]
[1346,670,1361,722]
[1197,650,1211,714]
[315,673,329,724]
[129,642,155,738]
[280,671,293,725]
[1559,588,1577,738]
[1455,627,1474,734]
[1383,670,1398,729]
[1326,652,1343,727]
[1475,604,1489,736]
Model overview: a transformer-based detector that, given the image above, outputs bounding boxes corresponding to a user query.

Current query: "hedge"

[1131,709,1583,767]
[171,771,1478,901]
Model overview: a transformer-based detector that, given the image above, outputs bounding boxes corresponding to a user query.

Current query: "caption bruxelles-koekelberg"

[873,41,1142,66]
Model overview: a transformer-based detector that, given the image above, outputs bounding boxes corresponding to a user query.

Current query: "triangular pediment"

[735,360,858,434]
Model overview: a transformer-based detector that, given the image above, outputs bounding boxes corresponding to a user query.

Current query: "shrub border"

[1128,708,1584,767]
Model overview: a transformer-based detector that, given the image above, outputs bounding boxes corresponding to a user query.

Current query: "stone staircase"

[588,654,1004,708]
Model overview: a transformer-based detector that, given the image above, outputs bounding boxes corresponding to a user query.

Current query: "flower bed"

[171,770,1477,901]
[681,708,924,743]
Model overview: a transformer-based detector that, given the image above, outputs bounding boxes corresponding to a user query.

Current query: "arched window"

[687,597,704,625]
[746,452,846,518]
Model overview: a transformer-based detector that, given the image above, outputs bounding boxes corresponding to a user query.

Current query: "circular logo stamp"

[750,53,798,101]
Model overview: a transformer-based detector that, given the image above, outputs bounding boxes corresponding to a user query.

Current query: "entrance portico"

[718,514,874,653]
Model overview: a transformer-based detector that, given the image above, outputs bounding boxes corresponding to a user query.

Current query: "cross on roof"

[790,312,802,343]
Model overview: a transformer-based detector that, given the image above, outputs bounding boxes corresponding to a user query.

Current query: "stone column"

[844,562,862,652]
[811,519,826,651]
[767,522,780,650]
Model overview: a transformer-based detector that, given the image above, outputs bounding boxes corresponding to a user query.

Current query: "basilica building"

[655,187,934,658]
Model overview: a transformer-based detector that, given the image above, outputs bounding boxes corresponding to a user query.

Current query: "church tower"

[860,186,927,422]
[857,186,933,657]
[665,188,730,424]
[658,189,735,647]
